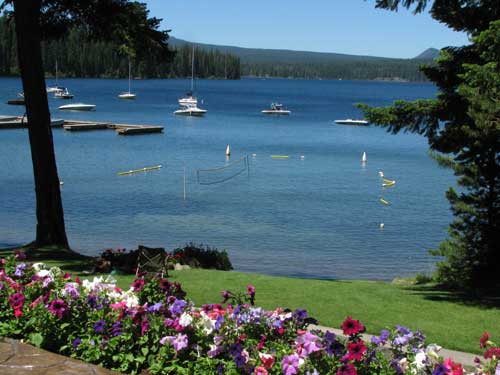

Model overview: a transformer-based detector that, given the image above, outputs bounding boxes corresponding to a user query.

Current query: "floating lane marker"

[379,197,390,205]
[118,165,162,176]
[271,155,289,159]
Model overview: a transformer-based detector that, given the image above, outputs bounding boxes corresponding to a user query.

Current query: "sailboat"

[175,46,207,116]
[118,58,136,99]
[47,60,64,94]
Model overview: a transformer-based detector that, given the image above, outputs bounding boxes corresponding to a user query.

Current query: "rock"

[174,263,191,271]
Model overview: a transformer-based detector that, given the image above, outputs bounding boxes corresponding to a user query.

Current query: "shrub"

[173,243,233,271]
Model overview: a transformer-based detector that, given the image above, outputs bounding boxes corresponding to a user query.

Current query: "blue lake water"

[0,77,454,280]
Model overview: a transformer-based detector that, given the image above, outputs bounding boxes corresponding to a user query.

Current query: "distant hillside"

[414,48,440,60]
[170,37,435,82]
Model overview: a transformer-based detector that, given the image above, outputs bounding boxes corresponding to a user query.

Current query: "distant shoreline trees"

[0,18,241,80]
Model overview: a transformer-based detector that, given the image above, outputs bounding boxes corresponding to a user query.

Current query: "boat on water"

[54,87,74,99]
[177,46,202,107]
[47,60,66,94]
[0,116,64,128]
[261,103,291,115]
[118,59,136,99]
[59,103,96,111]
[334,119,369,126]
[174,103,207,116]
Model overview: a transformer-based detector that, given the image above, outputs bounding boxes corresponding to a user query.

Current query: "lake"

[0,77,454,280]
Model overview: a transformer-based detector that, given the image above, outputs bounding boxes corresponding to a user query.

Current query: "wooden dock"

[0,117,163,135]
[62,120,164,135]
[0,116,64,129]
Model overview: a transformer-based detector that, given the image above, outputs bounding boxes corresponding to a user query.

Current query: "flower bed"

[0,251,498,374]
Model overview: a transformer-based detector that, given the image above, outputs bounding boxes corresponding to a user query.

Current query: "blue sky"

[144,0,469,58]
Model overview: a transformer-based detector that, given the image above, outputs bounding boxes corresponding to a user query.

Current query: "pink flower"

[295,331,323,356]
[255,366,268,375]
[131,278,145,292]
[443,358,463,375]
[281,353,300,375]
[48,298,68,319]
[337,363,357,375]
[160,333,188,352]
[8,292,25,310]
[341,317,365,336]
[259,353,275,369]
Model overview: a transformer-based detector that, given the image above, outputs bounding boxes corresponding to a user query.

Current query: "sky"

[143,0,470,59]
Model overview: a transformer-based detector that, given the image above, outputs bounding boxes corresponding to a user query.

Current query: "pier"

[0,116,163,135]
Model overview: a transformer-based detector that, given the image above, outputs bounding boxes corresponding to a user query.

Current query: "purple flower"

[296,332,322,356]
[14,249,26,261]
[372,329,390,346]
[87,294,98,309]
[111,321,122,337]
[214,315,224,331]
[433,364,447,375]
[169,299,187,315]
[48,299,68,319]
[64,283,80,299]
[72,338,81,349]
[14,263,26,278]
[282,353,300,375]
[221,290,232,303]
[94,319,106,333]
[293,309,308,320]
[141,316,149,336]
[160,333,188,351]
[147,302,163,313]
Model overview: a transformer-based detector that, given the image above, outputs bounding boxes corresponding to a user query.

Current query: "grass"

[1,246,499,354]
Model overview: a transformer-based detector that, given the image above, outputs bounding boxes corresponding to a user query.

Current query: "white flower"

[198,311,215,334]
[425,344,442,360]
[412,350,427,372]
[399,358,409,373]
[32,263,44,272]
[179,312,193,327]
[36,269,50,278]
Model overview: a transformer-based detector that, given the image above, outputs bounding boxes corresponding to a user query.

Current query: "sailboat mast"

[191,45,195,92]
[55,60,58,86]
[128,58,131,93]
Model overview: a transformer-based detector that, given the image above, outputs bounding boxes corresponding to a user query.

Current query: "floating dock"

[0,116,64,129]
[62,120,163,135]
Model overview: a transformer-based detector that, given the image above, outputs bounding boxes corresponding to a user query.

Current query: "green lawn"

[1,247,498,354]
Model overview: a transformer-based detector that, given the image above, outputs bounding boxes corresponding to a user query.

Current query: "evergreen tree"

[359,0,500,290]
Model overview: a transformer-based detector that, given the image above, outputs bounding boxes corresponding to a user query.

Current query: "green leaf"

[29,333,44,347]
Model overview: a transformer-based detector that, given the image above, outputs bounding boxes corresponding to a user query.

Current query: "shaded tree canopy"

[360,0,500,290]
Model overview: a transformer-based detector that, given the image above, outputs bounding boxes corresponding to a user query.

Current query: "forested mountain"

[0,17,240,79]
[413,48,440,60]
[170,37,435,81]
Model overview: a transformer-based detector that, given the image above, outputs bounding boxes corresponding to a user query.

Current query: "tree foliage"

[360,1,500,290]
[0,20,241,79]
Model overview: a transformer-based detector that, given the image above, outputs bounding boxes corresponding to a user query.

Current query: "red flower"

[132,278,145,292]
[479,332,490,348]
[254,366,268,375]
[9,292,25,310]
[336,363,357,375]
[484,347,500,359]
[347,341,367,361]
[443,358,463,375]
[341,317,365,336]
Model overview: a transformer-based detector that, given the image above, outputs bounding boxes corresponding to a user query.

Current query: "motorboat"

[118,58,136,99]
[59,103,96,111]
[174,103,207,116]
[334,119,369,126]
[261,103,291,115]
[54,88,74,99]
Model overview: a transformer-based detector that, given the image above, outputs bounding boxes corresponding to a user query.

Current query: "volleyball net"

[196,155,250,185]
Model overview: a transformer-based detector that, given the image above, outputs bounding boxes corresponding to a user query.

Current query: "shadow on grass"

[404,284,500,309]
[0,244,94,275]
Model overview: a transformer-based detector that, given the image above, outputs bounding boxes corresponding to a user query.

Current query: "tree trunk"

[13,0,70,249]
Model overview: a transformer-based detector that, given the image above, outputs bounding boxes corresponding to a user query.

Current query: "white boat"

[47,60,65,94]
[262,103,291,115]
[59,103,96,111]
[334,119,369,126]
[118,58,136,99]
[54,88,74,99]
[178,46,201,107]
[174,103,207,116]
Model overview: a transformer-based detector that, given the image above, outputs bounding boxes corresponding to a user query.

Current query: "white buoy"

[380,223,385,229]
[59,181,64,185]
[362,152,367,163]
[252,153,257,158]
[300,155,305,160]
[226,144,231,157]
[378,171,384,177]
